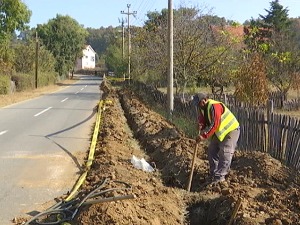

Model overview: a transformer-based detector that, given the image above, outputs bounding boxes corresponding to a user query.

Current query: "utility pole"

[121,4,136,80]
[167,0,174,119]
[35,29,39,89]
[118,18,125,59]
[119,18,126,80]
[121,19,125,59]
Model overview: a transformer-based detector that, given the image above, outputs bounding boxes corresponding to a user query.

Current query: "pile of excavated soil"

[20,84,300,225]
[74,89,186,225]
[72,86,300,225]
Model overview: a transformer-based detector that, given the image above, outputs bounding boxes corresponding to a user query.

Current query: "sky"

[23,0,300,29]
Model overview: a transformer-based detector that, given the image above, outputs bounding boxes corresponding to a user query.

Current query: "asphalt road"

[0,74,102,224]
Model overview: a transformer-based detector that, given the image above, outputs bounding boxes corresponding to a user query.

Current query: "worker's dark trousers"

[207,128,240,181]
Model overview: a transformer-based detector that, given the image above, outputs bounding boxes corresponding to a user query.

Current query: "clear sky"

[23,0,300,29]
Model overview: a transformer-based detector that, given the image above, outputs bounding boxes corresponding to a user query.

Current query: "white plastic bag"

[131,155,154,172]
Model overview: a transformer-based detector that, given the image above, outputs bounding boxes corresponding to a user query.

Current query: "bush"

[12,71,59,91]
[11,73,34,91]
[0,75,10,94]
[38,72,58,87]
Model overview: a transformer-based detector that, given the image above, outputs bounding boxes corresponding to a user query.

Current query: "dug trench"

[73,85,300,225]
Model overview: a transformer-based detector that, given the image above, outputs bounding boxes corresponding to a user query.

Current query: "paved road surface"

[0,74,102,224]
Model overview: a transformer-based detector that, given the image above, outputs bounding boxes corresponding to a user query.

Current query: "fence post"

[267,100,273,119]
[223,94,227,105]
[265,99,274,154]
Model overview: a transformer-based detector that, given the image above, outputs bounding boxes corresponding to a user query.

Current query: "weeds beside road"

[0,79,76,108]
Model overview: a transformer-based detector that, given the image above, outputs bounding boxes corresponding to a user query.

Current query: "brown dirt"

[71,86,300,225]
[14,82,300,225]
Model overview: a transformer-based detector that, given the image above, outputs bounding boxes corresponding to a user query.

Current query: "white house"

[76,45,96,70]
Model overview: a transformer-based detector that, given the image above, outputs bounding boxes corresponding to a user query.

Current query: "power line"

[131,0,160,27]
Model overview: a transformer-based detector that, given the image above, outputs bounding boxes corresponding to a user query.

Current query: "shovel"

[186,141,198,192]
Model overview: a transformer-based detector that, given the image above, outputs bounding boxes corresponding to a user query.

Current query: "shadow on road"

[45,108,97,171]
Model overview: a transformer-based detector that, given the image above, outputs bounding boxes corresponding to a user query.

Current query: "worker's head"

[192,93,208,109]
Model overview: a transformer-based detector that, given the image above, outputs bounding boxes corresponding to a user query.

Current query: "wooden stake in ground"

[187,142,198,192]
[227,198,242,225]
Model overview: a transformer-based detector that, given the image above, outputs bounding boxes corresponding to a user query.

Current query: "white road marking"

[61,98,68,102]
[76,86,86,94]
[34,107,52,117]
[0,130,8,136]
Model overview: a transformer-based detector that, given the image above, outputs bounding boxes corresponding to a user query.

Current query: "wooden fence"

[284,98,300,111]
[127,81,300,170]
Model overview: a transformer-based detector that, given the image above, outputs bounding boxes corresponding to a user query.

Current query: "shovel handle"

[187,142,198,192]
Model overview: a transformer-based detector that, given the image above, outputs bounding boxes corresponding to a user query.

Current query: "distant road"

[0,74,102,225]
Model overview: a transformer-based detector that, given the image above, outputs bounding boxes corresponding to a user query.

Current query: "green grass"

[171,115,197,138]
[145,101,198,139]
[158,85,236,96]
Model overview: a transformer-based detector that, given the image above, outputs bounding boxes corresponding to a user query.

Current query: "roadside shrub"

[11,71,58,91]
[0,75,10,94]
[38,72,58,87]
[0,59,14,76]
[11,73,34,92]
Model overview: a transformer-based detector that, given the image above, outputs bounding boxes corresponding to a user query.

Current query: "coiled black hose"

[25,178,134,225]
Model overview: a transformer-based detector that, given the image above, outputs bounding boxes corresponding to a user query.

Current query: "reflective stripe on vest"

[206,99,239,141]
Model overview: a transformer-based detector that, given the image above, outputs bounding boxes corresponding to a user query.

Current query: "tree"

[131,9,169,84]
[86,27,117,57]
[243,1,300,97]
[234,53,269,107]
[13,40,56,73]
[261,1,300,95]
[290,18,300,48]
[243,19,270,53]
[37,15,88,77]
[260,0,291,33]
[131,7,237,95]
[105,44,127,77]
[0,37,14,74]
[0,0,31,39]
[244,1,291,53]
[265,42,300,94]
[0,0,31,72]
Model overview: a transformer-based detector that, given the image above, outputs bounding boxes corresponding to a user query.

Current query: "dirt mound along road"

[73,86,300,225]
[75,90,185,225]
